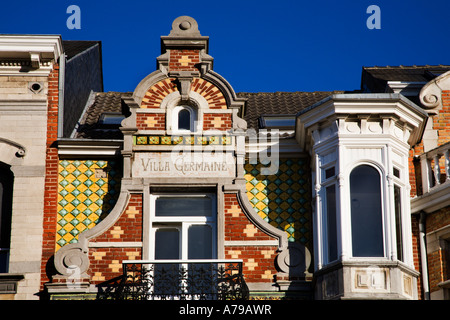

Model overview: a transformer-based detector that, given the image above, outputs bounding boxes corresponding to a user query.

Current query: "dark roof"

[74,91,344,139]
[238,91,343,129]
[62,40,101,60]
[74,91,131,139]
[361,65,450,93]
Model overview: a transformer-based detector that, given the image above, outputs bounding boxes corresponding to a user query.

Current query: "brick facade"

[136,113,166,131]
[434,90,450,146]
[203,113,231,130]
[40,63,60,290]
[88,194,143,283]
[224,193,279,283]
[169,49,200,71]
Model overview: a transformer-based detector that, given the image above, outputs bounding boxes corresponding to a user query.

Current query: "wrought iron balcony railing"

[97,259,249,300]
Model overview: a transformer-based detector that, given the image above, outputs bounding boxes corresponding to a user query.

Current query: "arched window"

[173,105,196,132]
[0,163,14,273]
[178,108,192,131]
[350,165,384,257]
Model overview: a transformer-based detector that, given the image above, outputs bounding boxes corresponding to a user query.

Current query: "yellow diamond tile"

[64,203,75,212]
[280,202,290,210]
[64,193,75,203]
[255,192,266,201]
[76,223,87,232]
[255,201,266,211]
[254,182,266,191]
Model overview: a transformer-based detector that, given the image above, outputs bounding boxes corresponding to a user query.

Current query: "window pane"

[326,185,338,262]
[178,108,191,131]
[155,196,212,216]
[325,167,335,180]
[350,165,384,257]
[155,228,180,259]
[263,116,295,128]
[0,165,13,273]
[188,225,212,259]
[394,185,403,262]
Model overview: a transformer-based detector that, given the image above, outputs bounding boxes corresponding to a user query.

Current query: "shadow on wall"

[244,158,312,248]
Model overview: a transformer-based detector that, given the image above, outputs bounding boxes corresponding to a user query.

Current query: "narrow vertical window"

[326,185,337,262]
[394,185,403,262]
[350,165,384,257]
[0,164,13,273]
[178,108,191,131]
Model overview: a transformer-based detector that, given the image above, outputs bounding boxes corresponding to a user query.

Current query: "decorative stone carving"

[276,242,312,278]
[54,243,89,277]
[420,70,450,109]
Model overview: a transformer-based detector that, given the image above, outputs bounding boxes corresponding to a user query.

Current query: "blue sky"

[1,0,449,94]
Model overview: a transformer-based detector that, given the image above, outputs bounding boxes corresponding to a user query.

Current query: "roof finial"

[168,16,201,37]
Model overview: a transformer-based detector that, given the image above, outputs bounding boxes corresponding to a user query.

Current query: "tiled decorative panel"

[56,160,122,251]
[244,158,311,245]
[134,135,231,145]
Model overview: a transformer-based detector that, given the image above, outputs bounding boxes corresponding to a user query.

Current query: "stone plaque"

[132,152,235,178]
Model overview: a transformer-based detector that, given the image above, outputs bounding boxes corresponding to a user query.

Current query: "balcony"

[97,260,249,300]
[412,141,450,213]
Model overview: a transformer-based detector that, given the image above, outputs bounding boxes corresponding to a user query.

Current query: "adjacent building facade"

[0,16,449,300]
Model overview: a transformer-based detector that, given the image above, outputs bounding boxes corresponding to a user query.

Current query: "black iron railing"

[97,260,249,300]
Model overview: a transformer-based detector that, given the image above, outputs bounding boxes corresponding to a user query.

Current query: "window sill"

[0,274,24,294]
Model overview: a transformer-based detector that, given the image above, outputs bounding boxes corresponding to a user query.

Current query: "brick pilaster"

[40,63,60,290]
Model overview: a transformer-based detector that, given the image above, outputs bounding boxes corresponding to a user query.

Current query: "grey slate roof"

[238,91,343,129]
[62,40,101,60]
[361,65,450,93]
[72,65,450,139]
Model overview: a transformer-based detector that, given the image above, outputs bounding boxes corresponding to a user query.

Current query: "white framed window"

[320,163,338,265]
[172,105,197,134]
[349,164,384,258]
[149,193,217,260]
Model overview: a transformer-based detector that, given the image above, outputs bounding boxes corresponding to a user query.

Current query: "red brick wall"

[203,113,231,131]
[88,194,143,284]
[90,194,143,243]
[89,248,142,285]
[169,49,200,71]
[136,113,165,131]
[424,200,450,295]
[433,90,450,146]
[40,63,60,290]
[410,215,422,299]
[224,193,278,283]
[408,143,424,198]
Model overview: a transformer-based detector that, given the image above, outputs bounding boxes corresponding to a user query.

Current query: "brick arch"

[140,77,227,109]
[190,78,227,109]
[140,78,177,108]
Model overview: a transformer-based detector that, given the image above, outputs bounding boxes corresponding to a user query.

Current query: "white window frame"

[171,105,198,134]
[347,162,387,260]
[148,193,217,261]
[319,161,338,266]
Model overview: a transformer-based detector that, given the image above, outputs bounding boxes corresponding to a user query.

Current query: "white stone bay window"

[296,94,427,299]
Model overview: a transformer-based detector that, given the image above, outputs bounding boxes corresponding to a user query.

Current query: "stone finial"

[168,16,202,37]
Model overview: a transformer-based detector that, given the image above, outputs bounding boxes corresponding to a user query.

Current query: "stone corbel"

[169,71,199,102]
[29,52,40,69]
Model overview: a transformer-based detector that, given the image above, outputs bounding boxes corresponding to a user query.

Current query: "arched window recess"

[172,104,197,133]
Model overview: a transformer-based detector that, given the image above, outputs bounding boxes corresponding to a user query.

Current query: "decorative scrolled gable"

[420,70,450,110]
[122,16,247,135]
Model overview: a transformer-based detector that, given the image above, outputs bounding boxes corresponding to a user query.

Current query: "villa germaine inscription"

[133,152,235,177]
